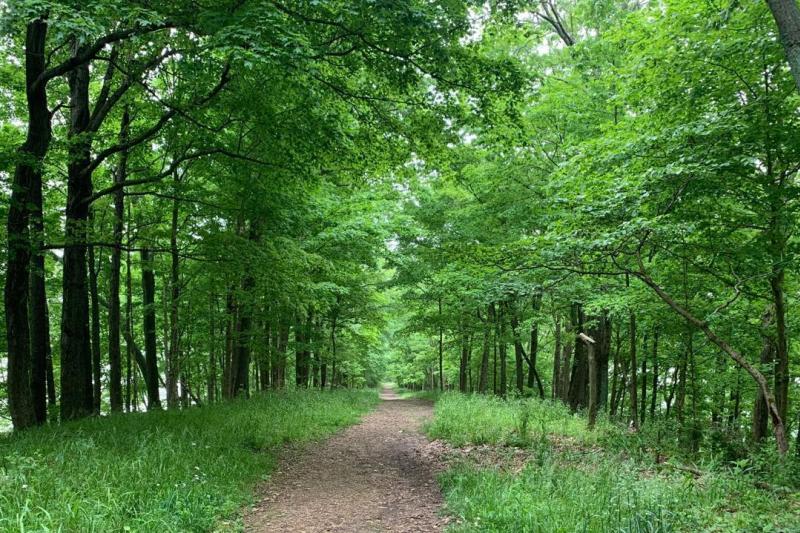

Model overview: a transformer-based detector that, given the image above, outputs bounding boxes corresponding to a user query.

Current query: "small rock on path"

[244,388,446,532]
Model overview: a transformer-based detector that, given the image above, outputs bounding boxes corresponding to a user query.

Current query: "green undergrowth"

[428,393,800,532]
[396,388,441,402]
[0,389,378,532]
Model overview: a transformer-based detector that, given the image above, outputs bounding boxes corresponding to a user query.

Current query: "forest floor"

[245,387,447,532]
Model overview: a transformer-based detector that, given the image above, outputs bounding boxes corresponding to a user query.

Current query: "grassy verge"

[0,389,378,531]
[427,393,800,532]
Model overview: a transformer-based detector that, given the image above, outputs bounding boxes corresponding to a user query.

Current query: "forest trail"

[244,388,446,532]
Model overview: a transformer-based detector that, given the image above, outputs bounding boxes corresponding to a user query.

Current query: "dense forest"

[2,0,800,530]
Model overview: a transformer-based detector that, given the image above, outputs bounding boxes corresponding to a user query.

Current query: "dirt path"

[244,388,447,532]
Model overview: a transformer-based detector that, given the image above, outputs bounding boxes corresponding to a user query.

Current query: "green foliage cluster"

[0,389,377,531]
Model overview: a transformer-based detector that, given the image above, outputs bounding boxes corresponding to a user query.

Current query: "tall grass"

[0,389,378,531]
[429,393,800,532]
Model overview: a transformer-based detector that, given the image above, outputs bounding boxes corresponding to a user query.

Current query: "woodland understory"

[2,0,800,531]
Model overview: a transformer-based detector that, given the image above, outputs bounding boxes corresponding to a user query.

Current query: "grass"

[0,389,378,532]
[428,393,800,532]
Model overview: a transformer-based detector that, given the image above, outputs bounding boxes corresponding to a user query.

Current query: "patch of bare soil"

[244,388,449,532]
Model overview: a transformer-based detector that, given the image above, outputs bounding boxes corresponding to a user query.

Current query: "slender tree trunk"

[553,314,562,399]
[629,312,639,430]
[650,328,659,419]
[167,183,181,408]
[438,296,444,391]
[208,293,216,402]
[88,232,102,415]
[610,325,621,416]
[107,108,128,413]
[140,248,161,409]
[499,303,507,398]
[329,311,337,389]
[479,305,490,393]
[640,330,648,426]
[125,211,133,412]
[459,325,469,393]
[490,303,498,395]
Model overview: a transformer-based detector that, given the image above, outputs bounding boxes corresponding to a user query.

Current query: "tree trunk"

[459,325,469,393]
[60,50,94,421]
[208,293,217,402]
[766,0,800,93]
[629,312,639,430]
[140,247,161,409]
[552,314,561,399]
[650,328,659,419]
[438,296,444,391]
[769,271,789,426]
[478,304,490,393]
[232,274,255,397]
[107,108,128,413]
[5,19,51,430]
[753,309,775,444]
[29,145,51,425]
[499,303,507,398]
[167,183,181,408]
[88,233,102,415]
[640,330,648,426]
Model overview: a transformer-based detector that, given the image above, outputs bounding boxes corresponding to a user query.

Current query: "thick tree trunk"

[753,309,775,444]
[29,156,50,424]
[60,51,94,421]
[769,271,789,425]
[568,305,588,411]
[6,19,51,430]
[140,248,161,409]
[766,0,800,92]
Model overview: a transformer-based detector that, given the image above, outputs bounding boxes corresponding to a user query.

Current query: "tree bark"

[438,296,444,391]
[766,0,800,92]
[140,247,161,409]
[107,107,128,413]
[6,18,51,430]
[650,328,659,419]
[60,48,94,421]
[478,304,491,393]
[628,312,639,430]
[29,138,51,425]
[167,179,181,408]
[88,232,102,415]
